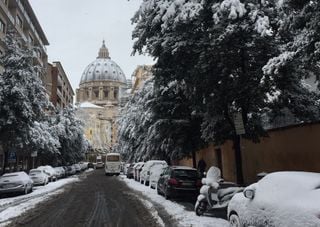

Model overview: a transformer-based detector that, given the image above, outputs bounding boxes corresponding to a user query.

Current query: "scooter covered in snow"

[195,166,243,216]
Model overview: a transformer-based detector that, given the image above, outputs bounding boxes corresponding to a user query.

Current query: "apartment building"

[47,62,74,109]
[0,0,49,72]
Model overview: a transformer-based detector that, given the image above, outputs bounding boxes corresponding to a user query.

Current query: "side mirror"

[243,189,255,200]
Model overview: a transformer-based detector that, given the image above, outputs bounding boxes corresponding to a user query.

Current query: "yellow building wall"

[177,142,237,182]
[177,123,320,185]
[241,123,320,184]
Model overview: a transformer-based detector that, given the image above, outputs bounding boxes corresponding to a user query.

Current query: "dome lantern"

[97,40,110,59]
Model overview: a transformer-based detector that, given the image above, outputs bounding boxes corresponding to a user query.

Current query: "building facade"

[0,0,49,173]
[46,62,74,109]
[131,65,152,94]
[76,41,129,155]
[0,0,48,72]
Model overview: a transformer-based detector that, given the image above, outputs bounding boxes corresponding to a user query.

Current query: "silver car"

[29,169,49,186]
[0,172,33,195]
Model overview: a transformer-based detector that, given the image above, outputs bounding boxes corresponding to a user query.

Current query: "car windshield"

[107,155,120,162]
[30,170,41,175]
[173,169,199,179]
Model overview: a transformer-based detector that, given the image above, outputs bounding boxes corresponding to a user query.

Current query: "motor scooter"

[195,166,243,216]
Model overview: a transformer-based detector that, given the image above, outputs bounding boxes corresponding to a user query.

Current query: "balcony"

[57,88,63,99]
[16,0,45,49]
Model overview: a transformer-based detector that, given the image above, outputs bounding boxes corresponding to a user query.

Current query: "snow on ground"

[85,168,94,173]
[0,176,80,226]
[120,175,229,227]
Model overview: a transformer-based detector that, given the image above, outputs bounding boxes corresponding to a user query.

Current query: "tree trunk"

[233,135,244,185]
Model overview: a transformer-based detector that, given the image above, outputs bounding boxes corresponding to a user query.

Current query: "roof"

[80,42,126,85]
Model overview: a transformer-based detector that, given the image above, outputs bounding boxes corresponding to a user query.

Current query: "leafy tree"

[131,0,320,184]
[52,107,88,165]
[0,30,52,171]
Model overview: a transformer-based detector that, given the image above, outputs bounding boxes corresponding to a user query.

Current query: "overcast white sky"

[29,0,153,91]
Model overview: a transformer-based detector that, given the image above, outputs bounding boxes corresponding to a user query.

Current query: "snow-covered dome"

[80,41,126,85]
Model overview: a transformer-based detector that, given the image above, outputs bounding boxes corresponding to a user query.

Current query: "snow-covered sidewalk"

[120,175,229,227]
[0,176,80,226]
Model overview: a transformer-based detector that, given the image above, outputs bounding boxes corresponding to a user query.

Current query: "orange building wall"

[241,123,320,184]
[177,123,320,185]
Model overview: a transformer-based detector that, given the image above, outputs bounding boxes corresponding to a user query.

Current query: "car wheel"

[24,186,28,195]
[157,187,161,195]
[164,187,170,200]
[229,213,241,227]
[195,201,207,216]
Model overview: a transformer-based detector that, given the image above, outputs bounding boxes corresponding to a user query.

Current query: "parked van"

[105,153,121,176]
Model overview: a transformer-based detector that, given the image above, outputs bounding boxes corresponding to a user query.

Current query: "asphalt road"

[8,170,166,227]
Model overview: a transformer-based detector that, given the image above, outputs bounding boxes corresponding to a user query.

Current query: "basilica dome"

[80,41,126,85]
[76,41,129,107]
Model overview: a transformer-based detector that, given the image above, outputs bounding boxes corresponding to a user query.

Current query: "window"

[0,18,5,33]
[106,155,120,162]
[16,15,23,28]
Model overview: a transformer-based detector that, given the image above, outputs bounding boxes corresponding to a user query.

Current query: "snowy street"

[5,169,165,227]
[120,175,229,227]
[0,169,230,227]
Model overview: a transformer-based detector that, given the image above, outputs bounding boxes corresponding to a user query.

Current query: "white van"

[105,153,121,176]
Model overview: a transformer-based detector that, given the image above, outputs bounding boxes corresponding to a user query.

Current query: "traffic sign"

[8,151,16,163]
[31,151,37,157]
[233,112,246,135]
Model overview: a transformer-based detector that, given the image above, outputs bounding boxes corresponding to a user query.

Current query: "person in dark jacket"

[197,158,207,177]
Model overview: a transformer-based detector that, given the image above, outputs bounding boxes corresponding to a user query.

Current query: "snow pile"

[78,102,103,109]
[0,177,79,225]
[121,176,228,227]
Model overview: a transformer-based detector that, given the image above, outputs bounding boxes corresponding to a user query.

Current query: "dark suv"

[157,166,202,200]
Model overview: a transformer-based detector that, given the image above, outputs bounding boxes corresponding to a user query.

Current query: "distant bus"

[105,153,121,176]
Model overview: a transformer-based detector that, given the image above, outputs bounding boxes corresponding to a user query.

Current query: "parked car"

[66,165,76,176]
[53,167,66,179]
[228,171,320,227]
[73,164,81,173]
[133,162,144,181]
[123,163,131,175]
[157,166,202,200]
[126,163,135,179]
[87,162,95,169]
[0,171,33,195]
[96,161,104,169]
[37,165,57,182]
[149,164,168,189]
[29,169,49,186]
[140,160,167,186]
[80,162,88,171]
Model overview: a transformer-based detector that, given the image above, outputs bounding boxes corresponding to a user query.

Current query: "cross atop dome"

[97,40,110,59]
